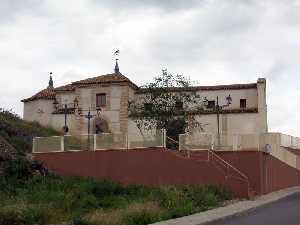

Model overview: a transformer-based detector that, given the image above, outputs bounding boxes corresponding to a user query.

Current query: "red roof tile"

[54,84,75,92]
[21,73,139,102]
[22,73,258,103]
[21,88,56,102]
[72,73,138,89]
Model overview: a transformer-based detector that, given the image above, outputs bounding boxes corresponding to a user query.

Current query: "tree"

[128,69,204,145]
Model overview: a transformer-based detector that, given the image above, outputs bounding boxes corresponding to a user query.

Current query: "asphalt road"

[212,193,300,225]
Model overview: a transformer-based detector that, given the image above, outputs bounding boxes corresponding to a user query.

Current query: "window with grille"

[207,100,216,109]
[240,99,247,108]
[96,93,106,107]
[175,101,183,110]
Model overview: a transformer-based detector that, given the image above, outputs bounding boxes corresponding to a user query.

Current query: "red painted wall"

[33,148,249,197]
[215,151,300,195]
[33,149,300,198]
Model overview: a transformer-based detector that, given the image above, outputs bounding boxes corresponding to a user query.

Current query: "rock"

[0,135,17,176]
[0,135,16,161]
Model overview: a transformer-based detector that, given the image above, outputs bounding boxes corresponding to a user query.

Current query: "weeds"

[0,173,232,225]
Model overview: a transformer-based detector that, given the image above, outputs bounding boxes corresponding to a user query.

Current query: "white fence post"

[163,129,166,148]
[32,138,36,153]
[179,134,182,151]
[211,134,215,150]
[94,134,97,151]
[61,136,64,152]
[127,133,130,150]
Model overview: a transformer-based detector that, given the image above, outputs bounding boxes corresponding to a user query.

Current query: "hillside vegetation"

[0,175,232,225]
[0,108,60,155]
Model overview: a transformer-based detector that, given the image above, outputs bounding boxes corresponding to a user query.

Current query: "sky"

[0,0,300,136]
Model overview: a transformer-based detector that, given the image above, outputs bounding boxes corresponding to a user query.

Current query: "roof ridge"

[137,82,257,93]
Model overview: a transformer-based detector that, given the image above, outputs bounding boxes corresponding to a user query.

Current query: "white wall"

[198,88,258,109]
[23,79,267,138]
[23,99,54,127]
[195,113,263,135]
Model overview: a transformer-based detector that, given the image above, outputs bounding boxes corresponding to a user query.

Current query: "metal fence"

[32,130,166,153]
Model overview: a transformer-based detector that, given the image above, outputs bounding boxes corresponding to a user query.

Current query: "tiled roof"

[72,73,138,89]
[22,73,258,103]
[136,83,257,94]
[22,73,139,102]
[54,84,75,92]
[21,88,56,102]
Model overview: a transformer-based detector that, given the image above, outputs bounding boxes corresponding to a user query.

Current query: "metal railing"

[168,141,250,196]
[207,149,250,185]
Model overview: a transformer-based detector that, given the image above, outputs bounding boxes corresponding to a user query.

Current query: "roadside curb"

[150,186,300,225]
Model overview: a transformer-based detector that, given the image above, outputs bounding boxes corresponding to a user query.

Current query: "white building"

[22,62,268,137]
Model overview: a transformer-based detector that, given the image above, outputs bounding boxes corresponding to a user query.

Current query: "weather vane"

[114,49,120,58]
[113,49,120,73]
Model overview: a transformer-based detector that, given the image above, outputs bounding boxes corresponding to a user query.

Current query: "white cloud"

[0,0,300,136]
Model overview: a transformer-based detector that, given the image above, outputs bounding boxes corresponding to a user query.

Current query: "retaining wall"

[33,149,300,198]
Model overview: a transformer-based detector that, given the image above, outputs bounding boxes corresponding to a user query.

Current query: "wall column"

[257,78,268,133]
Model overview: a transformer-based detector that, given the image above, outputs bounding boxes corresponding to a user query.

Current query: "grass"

[0,108,60,154]
[0,173,232,225]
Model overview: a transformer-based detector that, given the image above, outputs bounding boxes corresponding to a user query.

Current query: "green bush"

[72,218,98,225]
[5,157,33,181]
[91,179,126,198]
[0,205,49,225]
[124,210,160,225]
[97,196,129,209]
[168,202,194,218]
[0,173,233,225]
[0,108,60,154]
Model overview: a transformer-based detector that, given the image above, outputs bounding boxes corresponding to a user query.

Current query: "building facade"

[22,64,268,137]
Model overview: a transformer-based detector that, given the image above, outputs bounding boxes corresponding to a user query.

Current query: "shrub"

[97,196,129,209]
[5,157,33,181]
[157,186,189,209]
[124,210,160,225]
[91,179,125,198]
[123,202,165,225]
[72,218,98,225]
[0,204,49,225]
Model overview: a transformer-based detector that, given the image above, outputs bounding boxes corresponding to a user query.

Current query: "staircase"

[166,136,254,198]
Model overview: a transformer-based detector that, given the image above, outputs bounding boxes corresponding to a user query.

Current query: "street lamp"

[79,107,102,150]
[63,104,69,134]
[204,94,232,148]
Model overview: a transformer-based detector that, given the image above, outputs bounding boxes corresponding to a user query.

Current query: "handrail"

[207,149,249,183]
[166,136,179,145]
[181,141,250,186]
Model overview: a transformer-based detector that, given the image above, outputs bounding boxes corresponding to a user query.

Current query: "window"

[96,93,106,107]
[175,101,183,110]
[240,99,246,108]
[144,103,153,111]
[207,100,215,109]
